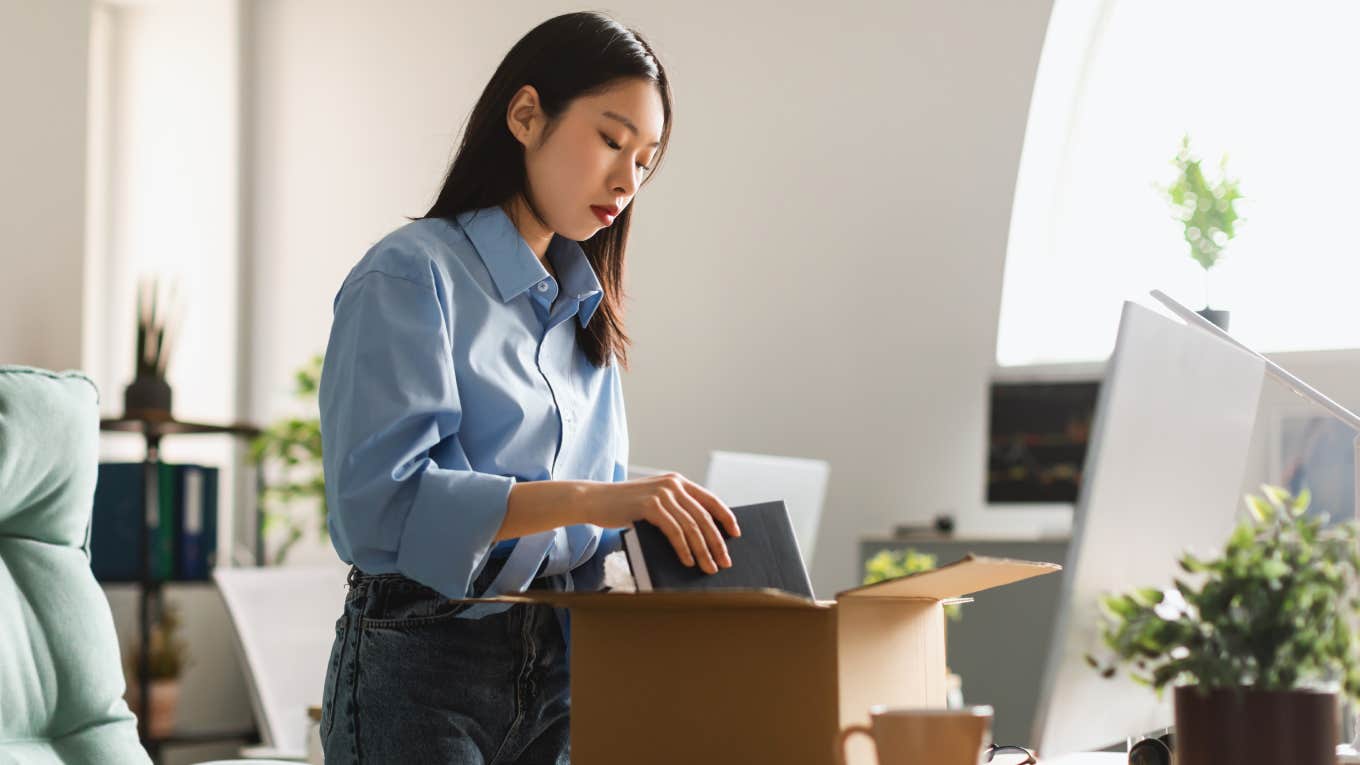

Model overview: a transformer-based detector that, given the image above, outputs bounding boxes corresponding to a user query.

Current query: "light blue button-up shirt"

[319,205,628,622]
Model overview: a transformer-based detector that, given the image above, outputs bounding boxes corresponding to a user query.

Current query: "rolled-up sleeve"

[319,269,515,599]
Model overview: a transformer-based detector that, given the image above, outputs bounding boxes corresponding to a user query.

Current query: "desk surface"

[984,751,1123,764]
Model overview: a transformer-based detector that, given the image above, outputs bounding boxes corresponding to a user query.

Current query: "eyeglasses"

[985,743,1037,764]
[1127,733,1173,765]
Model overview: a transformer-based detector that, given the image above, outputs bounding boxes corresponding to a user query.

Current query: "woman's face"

[508,77,665,241]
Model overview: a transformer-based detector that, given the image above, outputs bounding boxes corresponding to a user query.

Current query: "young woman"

[316,11,740,764]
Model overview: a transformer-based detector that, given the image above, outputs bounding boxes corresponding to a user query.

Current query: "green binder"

[156,461,176,580]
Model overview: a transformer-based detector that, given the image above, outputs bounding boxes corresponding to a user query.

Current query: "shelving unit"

[99,416,264,761]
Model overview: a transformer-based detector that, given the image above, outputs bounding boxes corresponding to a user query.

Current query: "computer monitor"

[1029,300,1267,756]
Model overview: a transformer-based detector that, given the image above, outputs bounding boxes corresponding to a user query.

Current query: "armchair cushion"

[0,366,149,763]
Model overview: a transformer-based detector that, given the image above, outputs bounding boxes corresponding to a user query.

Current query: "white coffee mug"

[837,705,994,765]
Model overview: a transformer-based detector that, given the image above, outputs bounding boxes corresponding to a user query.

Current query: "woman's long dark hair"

[421,11,672,371]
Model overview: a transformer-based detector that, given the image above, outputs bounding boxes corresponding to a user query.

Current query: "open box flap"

[502,587,829,611]
[837,554,1061,600]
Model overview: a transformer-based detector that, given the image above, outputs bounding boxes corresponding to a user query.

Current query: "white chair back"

[213,565,348,759]
[702,451,830,565]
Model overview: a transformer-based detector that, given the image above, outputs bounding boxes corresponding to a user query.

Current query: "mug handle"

[837,724,875,765]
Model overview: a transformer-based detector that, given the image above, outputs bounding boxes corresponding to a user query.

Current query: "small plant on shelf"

[124,600,190,738]
[123,275,183,419]
[249,353,327,564]
[1160,134,1244,327]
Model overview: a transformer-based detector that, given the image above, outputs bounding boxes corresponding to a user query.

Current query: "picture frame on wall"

[986,379,1100,506]
[1268,408,1358,524]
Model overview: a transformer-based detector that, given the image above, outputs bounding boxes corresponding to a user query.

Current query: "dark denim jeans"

[320,558,569,764]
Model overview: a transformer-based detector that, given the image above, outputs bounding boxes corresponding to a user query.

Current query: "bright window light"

[997,0,1360,367]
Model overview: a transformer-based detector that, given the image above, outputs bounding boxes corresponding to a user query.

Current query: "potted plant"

[124,601,190,739]
[249,353,327,564]
[123,275,182,420]
[1089,486,1360,765]
[1162,134,1244,330]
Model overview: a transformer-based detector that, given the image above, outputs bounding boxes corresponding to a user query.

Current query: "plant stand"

[100,416,264,763]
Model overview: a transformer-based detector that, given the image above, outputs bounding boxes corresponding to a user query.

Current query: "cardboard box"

[504,554,1061,765]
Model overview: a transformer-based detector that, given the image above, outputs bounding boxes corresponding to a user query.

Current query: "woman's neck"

[500,196,553,267]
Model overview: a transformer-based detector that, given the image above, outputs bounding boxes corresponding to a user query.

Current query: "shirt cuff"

[568,528,624,592]
[396,467,516,598]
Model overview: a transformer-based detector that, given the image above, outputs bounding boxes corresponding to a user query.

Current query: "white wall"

[0,0,90,370]
[86,0,240,428]
[88,4,255,760]
[245,0,1057,596]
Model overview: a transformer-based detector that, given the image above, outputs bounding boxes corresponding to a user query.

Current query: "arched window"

[997,0,1360,367]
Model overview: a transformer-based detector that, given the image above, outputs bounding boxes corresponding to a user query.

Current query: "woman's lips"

[591,206,616,225]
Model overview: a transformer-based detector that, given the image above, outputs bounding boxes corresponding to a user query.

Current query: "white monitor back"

[214,565,348,758]
[702,451,830,565]
[1031,301,1266,756]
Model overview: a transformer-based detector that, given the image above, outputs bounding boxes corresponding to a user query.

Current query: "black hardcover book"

[621,500,815,599]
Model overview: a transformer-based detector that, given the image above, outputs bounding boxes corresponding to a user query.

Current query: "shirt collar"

[455,205,605,328]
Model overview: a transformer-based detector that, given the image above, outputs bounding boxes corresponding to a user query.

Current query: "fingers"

[670,487,731,572]
[680,479,741,539]
[644,500,696,569]
[660,486,717,574]
[659,474,733,574]
[637,473,740,575]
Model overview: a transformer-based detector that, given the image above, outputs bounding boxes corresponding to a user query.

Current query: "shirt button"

[536,282,549,292]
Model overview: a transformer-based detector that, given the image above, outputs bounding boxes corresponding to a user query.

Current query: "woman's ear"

[506,85,542,148]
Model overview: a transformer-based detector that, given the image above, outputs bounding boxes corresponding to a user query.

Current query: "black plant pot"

[1174,686,1337,765]
[1196,307,1230,331]
[124,375,173,420]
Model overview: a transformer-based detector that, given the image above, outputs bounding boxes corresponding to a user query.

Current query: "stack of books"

[90,462,219,582]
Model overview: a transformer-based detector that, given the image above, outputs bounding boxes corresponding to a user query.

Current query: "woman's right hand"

[583,473,741,575]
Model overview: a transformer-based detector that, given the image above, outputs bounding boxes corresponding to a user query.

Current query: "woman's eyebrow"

[602,110,661,148]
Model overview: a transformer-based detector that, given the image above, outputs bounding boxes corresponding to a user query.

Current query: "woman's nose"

[613,167,638,197]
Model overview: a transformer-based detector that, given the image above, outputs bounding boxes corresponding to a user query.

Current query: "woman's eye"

[602,132,651,173]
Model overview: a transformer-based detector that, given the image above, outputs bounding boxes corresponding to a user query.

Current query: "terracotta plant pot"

[127,679,180,739]
[1174,686,1337,765]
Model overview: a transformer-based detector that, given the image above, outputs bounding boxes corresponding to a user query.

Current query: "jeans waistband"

[345,553,552,597]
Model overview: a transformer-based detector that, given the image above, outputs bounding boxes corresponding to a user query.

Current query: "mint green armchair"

[0,366,150,764]
[0,367,300,765]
